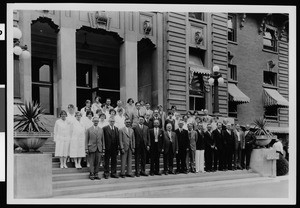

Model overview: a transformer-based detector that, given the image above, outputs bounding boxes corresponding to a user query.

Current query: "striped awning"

[263,88,289,108]
[267,126,289,134]
[189,55,211,75]
[228,83,250,104]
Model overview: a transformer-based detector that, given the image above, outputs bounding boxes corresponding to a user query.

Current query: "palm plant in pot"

[14,101,51,152]
[252,117,276,147]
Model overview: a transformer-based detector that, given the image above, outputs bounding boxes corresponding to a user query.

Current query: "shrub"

[276,154,289,176]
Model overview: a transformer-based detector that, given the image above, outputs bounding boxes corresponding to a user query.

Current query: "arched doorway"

[75,26,123,110]
[137,38,156,106]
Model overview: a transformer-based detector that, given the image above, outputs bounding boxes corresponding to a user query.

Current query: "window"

[263,71,277,86]
[14,56,21,99]
[190,96,205,111]
[263,27,277,52]
[228,64,237,81]
[189,12,204,21]
[32,58,53,114]
[227,14,237,42]
[264,106,278,120]
[76,63,93,110]
[228,101,237,118]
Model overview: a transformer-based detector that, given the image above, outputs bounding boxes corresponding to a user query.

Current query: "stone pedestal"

[250,148,278,177]
[14,153,52,198]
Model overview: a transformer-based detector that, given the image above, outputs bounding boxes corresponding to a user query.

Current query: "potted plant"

[14,101,51,152]
[252,117,276,147]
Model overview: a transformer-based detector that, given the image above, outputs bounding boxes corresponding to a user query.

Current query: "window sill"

[262,49,278,54]
[188,17,207,24]
[228,40,238,45]
[263,84,278,90]
[228,79,238,84]
[265,117,279,122]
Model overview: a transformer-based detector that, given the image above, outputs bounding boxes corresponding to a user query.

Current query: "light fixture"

[13,26,31,59]
[212,65,220,73]
[209,65,224,115]
[208,77,214,86]
[218,77,224,85]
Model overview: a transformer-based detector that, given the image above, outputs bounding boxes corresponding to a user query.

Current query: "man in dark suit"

[175,120,189,174]
[223,123,235,170]
[133,116,150,177]
[241,124,256,170]
[119,118,135,178]
[212,122,226,171]
[204,124,214,172]
[162,123,178,175]
[85,117,105,180]
[102,116,119,179]
[149,119,164,176]
[150,109,163,129]
[144,113,153,164]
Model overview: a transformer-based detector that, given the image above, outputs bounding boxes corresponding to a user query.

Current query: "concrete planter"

[250,148,278,177]
[14,153,52,198]
[255,135,274,147]
[14,132,52,152]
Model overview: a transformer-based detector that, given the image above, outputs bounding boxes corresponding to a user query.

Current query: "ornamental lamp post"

[208,65,224,115]
[13,26,31,59]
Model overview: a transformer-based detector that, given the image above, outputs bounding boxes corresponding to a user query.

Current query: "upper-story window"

[263,71,277,86]
[227,14,237,42]
[189,12,205,21]
[263,27,277,52]
[228,64,237,81]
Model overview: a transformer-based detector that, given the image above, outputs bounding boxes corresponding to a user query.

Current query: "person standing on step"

[223,123,235,171]
[241,124,256,170]
[69,111,86,169]
[204,124,214,172]
[175,120,189,174]
[233,124,242,170]
[195,123,205,173]
[149,119,164,176]
[212,122,226,171]
[103,116,120,179]
[54,110,71,169]
[150,109,163,129]
[80,100,92,118]
[85,117,105,180]
[187,123,198,173]
[119,118,135,178]
[133,116,150,177]
[91,96,102,116]
[162,123,178,175]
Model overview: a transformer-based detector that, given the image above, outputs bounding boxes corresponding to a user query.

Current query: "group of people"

[53,97,257,181]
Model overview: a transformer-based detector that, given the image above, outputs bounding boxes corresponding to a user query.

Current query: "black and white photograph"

[5,3,296,205]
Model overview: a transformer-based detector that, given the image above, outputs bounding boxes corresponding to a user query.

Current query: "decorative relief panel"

[139,12,153,36]
[189,21,207,49]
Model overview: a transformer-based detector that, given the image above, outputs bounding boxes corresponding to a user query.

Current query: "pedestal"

[14,153,52,198]
[250,148,278,177]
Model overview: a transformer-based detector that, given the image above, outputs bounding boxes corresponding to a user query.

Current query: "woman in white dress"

[91,96,102,115]
[124,98,136,122]
[69,111,86,169]
[82,110,94,130]
[66,104,77,124]
[115,108,125,129]
[98,113,109,128]
[80,100,92,118]
[54,110,71,169]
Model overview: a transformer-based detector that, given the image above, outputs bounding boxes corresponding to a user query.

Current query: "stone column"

[18,11,32,102]
[57,27,77,112]
[119,35,138,103]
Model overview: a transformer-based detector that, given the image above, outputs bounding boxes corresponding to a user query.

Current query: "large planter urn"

[14,132,52,152]
[255,135,276,147]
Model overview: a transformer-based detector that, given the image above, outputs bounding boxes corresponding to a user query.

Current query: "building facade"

[13,10,289,139]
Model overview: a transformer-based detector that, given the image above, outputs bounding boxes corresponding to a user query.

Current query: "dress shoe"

[126,174,135,178]
[94,174,101,180]
[140,172,148,176]
[155,172,162,176]
[184,171,188,174]
[168,170,175,174]
[120,174,125,178]
[164,171,168,175]
[135,173,140,177]
[104,175,109,179]
[63,164,68,169]
[60,164,64,169]
[89,173,95,180]
[111,174,119,178]
[150,173,154,176]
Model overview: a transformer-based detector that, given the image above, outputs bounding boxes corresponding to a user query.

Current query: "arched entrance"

[75,26,123,110]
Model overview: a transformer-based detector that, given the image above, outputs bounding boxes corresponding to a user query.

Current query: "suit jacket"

[164,118,175,131]
[188,130,198,151]
[175,128,189,150]
[149,117,163,129]
[85,125,105,153]
[204,130,214,150]
[119,127,135,151]
[233,130,241,150]
[144,118,153,129]
[223,129,235,150]
[133,124,150,148]
[102,125,119,151]
[240,131,246,149]
[163,131,178,154]
[244,130,256,149]
[212,129,225,150]
[196,129,205,150]
[149,128,164,152]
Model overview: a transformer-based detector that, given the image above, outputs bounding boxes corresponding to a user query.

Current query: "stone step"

[53,170,260,197]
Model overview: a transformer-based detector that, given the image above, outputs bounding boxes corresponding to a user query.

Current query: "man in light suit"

[187,123,198,173]
[132,102,145,127]
[133,116,150,177]
[241,124,256,170]
[162,123,178,175]
[233,124,243,170]
[149,119,164,176]
[119,118,135,178]
[102,116,119,179]
[85,117,105,180]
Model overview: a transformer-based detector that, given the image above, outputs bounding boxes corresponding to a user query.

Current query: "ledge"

[262,49,278,55]
[263,84,278,90]
[228,40,238,45]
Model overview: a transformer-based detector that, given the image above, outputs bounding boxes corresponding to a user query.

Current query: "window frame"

[189,95,206,111]
[263,71,277,87]
[264,105,279,121]
[228,64,237,82]
[188,12,205,22]
[228,101,238,118]
[263,26,278,52]
[227,14,237,42]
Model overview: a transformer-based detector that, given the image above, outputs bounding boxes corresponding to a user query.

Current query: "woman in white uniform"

[54,110,71,168]
[69,111,86,169]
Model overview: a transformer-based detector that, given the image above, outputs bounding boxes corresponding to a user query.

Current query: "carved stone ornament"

[195,31,204,45]
[89,11,111,30]
[268,60,276,70]
[95,11,108,26]
[240,13,246,28]
[143,20,152,35]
